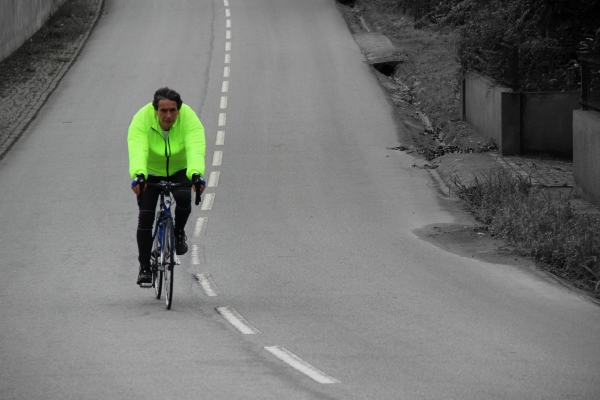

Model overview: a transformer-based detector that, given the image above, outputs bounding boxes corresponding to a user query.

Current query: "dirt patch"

[0,0,103,159]
[414,223,529,266]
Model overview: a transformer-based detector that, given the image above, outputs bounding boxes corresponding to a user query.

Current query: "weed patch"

[453,167,600,295]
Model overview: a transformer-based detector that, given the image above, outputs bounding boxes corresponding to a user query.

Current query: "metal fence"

[580,57,600,112]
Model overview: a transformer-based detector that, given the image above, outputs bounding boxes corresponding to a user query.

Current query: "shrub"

[392,0,600,91]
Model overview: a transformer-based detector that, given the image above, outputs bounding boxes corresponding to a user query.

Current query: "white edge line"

[217,306,260,334]
[264,346,339,384]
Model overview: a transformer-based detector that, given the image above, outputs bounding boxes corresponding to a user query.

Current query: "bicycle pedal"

[175,256,181,265]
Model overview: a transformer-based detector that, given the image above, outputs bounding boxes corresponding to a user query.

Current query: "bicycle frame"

[141,179,200,308]
[151,185,180,268]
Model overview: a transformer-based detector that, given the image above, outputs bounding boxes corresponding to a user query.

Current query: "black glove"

[134,174,146,206]
[192,174,205,205]
[135,174,146,186]
[191,174,205,187]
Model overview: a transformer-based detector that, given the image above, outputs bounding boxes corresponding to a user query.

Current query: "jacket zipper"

[152,127,171,178]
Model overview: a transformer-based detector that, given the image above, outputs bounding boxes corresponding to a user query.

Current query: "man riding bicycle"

[128,87,206,286]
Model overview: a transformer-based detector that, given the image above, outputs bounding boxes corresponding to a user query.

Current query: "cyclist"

[128,87,206,286]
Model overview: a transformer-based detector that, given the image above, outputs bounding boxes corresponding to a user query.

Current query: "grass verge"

[453,167,600,296]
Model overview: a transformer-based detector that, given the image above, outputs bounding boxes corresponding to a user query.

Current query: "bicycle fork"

[155,216,180,269]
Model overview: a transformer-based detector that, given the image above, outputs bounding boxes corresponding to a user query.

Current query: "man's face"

[156,99,179,130]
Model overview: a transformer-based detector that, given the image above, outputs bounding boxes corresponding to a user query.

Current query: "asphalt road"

[1,0,599,399]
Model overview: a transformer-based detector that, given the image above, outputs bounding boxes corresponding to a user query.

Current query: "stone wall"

[0,0,67,62]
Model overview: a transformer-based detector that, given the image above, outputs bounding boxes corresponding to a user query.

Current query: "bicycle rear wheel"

[153,265,163,300]
[164,218,175,309]
[151,224,163,299]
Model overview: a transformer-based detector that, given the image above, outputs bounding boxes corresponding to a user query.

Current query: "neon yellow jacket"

[128,103,206,180]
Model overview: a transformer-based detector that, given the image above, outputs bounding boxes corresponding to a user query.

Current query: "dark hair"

[152,87,183,110]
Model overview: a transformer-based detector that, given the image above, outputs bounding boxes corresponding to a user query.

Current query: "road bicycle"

[140,180,201,309]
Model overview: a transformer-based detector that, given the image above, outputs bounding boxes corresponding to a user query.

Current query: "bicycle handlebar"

[138,180,201,206]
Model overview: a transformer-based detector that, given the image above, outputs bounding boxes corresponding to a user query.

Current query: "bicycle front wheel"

[153,266,163,300]
[151,224,163,299]
[164,218,175,309]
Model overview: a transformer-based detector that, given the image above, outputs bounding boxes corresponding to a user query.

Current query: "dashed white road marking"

[212,150,223,166]
[264,346,340,384]
[223,0,229,6]
[192,244,201,265]
[201,193,215,210]
[218,113,226,126]
[217,307,260,334]
[226,19,231,28]
[225,42,231,51]
[223,66,230,77]
[194,273,221,296]
[224,53,231,64]
[226,30,231,39]
[194,217,207,237]
[220,96,228,109]
[208,171,220,187]
[216,131,225,145]
[225,8,231,17]
[222,81,229,92]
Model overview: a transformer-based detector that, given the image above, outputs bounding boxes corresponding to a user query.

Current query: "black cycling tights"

[136,169,191,266]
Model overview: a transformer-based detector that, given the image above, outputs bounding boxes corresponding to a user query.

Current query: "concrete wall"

[573,110,600,206]
[0,0,67,62]
[463,73,578,157]
[462,73,520,155]
[521,92,580,158]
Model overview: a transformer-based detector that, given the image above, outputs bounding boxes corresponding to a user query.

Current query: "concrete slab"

[352,32,406,65]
